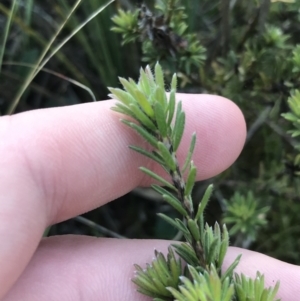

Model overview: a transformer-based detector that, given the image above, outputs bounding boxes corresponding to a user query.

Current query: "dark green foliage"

[223,191,269,246]
[0,0,138,114]
[111,63,280,301]
[111,0,300,265]
[111,1,206,75]
[234,273,280,301]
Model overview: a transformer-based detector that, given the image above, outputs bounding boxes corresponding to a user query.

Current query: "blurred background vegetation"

[1,0,300,265]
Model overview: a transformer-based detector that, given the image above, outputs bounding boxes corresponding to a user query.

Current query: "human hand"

[0,94,298,300]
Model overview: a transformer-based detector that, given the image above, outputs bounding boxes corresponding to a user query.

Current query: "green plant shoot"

[109,63,280,301]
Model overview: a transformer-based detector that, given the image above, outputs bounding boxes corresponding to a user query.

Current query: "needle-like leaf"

[140,167,176,190]
[182,133,196,173]
[195,184,214,221]
[157,142,176,171]
[129,146,164,165]
[129,103,156,131]
[162,194,188,216]
[154,102,168,137]
[167,89,176,126]
[121,119,157,148]
[172,111,185,151]
[155,62,165,90]
[184,162,197,196]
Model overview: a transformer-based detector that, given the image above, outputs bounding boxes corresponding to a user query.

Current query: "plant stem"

[164,136,206,268]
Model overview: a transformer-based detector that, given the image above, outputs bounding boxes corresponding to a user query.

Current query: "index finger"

[0,94,246,298]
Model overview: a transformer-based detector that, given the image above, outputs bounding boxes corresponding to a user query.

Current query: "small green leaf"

[133,89,155,118]
[235,283,246,301]
[152,184,178,200]
[171,73,177,91]
[135,287,159,298]
[155,62,165,90]
[282,112,298,122]
[214,223,222,261]
[154,102,168,137]
[177,286,196,301]
[168,249,182,283]
[198,214,204,242]
[134,263,143,272]
[138,67,152,96]
[175,101,182,121]
[234,272,280,301]
[157,213,187,234]
[187,265,201,282]
[179,277,198,300]
[195,184,214,221]
[151,262,170,288]
[214,222,221,242]
[182,133,196,173]
[222,254,242,281]
[108,87,136,106]
[167,287,185,301]
[167,90,176,126]
[204,225,213,259]
[162,194,188,217]
[151,277,170,296]
[111,103,136,119]
[129,146,164,165]
[218,225,229,267]
[172,243,200,266]
[145,263,159,282]
[119,77,137,97]
[157,142,176,171]
[140,167,176,190]
[158,213,179,229]
[172,111,185,151]
[184,162,197,196]
[175,218,193,243]
[110,26,125,33]
[268,281,280,301]
[132,274,157,294]
[187,218,200,242]
[121,119,157,148]
[207,237,219,265]
[129,103,156,131]
[145,65,156,91]
[155,253,170,280]
[155,86,168,111]
[259,282,267,300]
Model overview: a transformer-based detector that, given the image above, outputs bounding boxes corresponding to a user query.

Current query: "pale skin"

[0,94,299,300]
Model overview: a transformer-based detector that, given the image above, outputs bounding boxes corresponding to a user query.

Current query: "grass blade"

[0,0,17,75]
[7,0,114,114]
[4,61,96,101]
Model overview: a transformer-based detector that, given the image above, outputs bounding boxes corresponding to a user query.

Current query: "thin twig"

[74,216,126,239]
